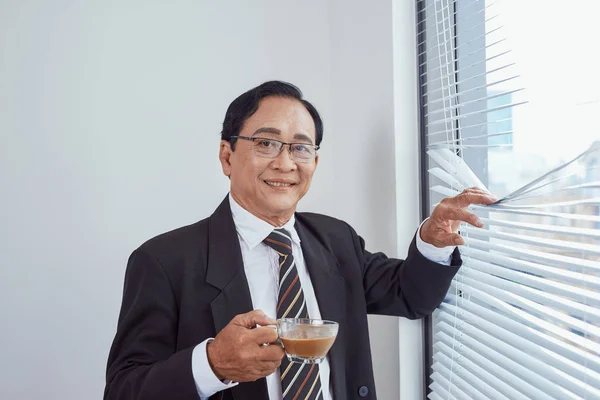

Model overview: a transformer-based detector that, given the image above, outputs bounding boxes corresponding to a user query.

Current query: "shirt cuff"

[192,338,238,399]
[416,218,455,266]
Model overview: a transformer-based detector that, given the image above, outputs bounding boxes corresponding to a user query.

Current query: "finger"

[257,366,279,378]
[463,187,489,195]
[437,232,465,247]
[257,343,286,361]
[249,326,279,345]
[236,310,277,328]
[455,192,498,208]
[256,359,283,371]
[437,207,484,228]
[464,187,498,200]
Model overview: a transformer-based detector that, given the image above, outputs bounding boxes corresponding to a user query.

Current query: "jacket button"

[358,385,369,397]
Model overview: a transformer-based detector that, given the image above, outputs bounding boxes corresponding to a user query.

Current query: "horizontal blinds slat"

[435,331,542,400]
[454,272,600,337]
[424,42,513,86]
[427,391,448,400]
[487,197,600,209]
[568,181,600,190]
[437,321,585,400]
[449,280,600,354]
[428,149,485,188]
[503,171,600,201]
[427,115,515,137]
[421,37,508,73]
[422,44,509,81]
[433,352,510,400]
[462,256,600,304]
[418,0,498,29]
[472,204,600,223]
[418,5,500,56]
[493,148,598,203]
[461,225,600,255]
[444,293,600,373]
[436,321,580,400]
[428,167,465,190]
[430,371,471,400]
[429,382,458,400]
[460,262,600,319]
[438,144,513,149]
[426,101,528,127]
[425,87,524,118]
[421,0,497,19]
[434,336,530,400]
[461,246,600,290]
[437,308,600,396]
[432,361,492,400]
[508,183,600,203]
[431,185,462,198]
[425,82,521,113]
[428,130,514,147]
[424,76,520,113]
[465,237,600,272]
[431,190,600,218]
[479,217,600,239]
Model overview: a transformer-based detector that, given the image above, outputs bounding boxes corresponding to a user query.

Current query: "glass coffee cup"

[276,318,339,364]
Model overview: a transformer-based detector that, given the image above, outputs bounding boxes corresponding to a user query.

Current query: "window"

[418,0,600,398]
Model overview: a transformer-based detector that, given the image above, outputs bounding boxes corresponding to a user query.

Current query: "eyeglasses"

[230,136,319,163]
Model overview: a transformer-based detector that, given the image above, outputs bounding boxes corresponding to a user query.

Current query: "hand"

[420,187,498,248]
[206,310,285,382]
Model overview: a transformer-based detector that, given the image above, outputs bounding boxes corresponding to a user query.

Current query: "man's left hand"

[420,187,498,248]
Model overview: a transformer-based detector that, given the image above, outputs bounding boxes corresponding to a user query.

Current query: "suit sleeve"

[349,225,462,319]
[104,248,200,400]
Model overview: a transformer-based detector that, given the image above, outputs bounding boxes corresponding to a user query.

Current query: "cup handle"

[265,323,283,348]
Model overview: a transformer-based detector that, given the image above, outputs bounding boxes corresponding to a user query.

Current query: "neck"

[230,193,294,227]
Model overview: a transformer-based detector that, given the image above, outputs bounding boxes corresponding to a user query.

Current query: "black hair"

[221,80,323,149]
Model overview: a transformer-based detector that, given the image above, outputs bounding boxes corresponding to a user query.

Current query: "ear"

[219,140,233,177]
[314,153,319,169]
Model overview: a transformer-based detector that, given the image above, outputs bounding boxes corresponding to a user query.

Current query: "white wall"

[327,1,402,399]
[0,1,419,399]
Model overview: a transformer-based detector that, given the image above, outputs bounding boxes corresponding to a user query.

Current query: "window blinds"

[418,0,600,399]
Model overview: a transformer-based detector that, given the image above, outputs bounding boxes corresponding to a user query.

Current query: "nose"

[271,144,297,171]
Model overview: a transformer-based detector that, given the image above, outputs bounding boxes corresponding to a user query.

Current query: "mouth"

[264,180,297,188]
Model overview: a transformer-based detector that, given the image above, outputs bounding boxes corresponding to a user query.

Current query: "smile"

[264,181,295,187]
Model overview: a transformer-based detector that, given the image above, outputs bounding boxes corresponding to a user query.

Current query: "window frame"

[417,0,489,396]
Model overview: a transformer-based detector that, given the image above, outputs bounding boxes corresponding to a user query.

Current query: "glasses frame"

[230,135,320,162]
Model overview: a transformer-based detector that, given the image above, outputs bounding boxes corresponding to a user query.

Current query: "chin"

[266,198,297,215]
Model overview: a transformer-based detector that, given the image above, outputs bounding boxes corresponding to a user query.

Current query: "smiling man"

[104,81,496,400]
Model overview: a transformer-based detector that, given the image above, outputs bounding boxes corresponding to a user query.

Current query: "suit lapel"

[206,196,269,400]
[296,218,348,400]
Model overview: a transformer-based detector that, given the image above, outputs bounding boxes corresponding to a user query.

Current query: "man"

[104,81,496,400]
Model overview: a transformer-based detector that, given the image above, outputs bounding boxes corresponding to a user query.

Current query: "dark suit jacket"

[104,196,461,400]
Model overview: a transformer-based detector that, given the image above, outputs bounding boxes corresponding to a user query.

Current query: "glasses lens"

[253,139,282,157]
[291,144,316,161]
[252,139,316,162]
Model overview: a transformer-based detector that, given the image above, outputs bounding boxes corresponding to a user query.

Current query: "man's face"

[219,96,319,224]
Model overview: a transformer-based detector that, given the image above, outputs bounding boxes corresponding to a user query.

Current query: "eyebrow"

[251,127,314,144]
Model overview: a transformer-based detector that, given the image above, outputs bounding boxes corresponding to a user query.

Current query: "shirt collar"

[229,193,301,250]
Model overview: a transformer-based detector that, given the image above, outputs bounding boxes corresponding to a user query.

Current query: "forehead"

[241,96,316,141]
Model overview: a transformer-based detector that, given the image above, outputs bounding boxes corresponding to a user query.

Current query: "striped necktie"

[263,228,324,400]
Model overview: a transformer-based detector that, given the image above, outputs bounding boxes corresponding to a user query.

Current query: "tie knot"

[263,228,293,255]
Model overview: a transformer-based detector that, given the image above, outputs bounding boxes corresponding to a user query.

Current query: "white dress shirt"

[191,195,455,399]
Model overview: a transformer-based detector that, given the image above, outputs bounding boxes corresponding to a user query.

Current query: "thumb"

[237,310,277,328]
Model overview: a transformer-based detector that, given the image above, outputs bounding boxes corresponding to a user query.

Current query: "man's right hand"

[206,310,285,382]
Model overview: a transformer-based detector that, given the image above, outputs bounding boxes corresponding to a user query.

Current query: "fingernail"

[476,219,484,227]
[454,237,463,245]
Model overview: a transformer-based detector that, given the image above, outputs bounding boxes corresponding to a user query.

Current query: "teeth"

[265,181,292,187]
